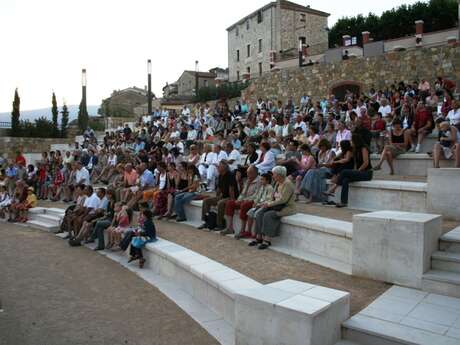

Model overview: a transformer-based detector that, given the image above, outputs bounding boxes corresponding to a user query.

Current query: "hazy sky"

[0,0,419,112]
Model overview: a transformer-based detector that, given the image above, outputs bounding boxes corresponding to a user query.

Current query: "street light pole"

[147,59,152,115]
[81,68,87,116]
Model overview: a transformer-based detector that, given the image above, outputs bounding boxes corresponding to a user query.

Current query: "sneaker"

[197,223,207,230]
[220,229,234,236]
[409,145,416,152]
[415,144,421,153]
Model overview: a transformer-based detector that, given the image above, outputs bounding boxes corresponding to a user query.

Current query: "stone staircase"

[422,226,460,298]
[27,207,65,232]
[341,286,460,345]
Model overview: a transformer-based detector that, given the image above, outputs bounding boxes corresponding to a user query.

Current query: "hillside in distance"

[0,105,100,123]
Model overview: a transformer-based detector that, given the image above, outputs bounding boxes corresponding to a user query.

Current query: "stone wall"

[242,45,460,103]
[0,137,74,159]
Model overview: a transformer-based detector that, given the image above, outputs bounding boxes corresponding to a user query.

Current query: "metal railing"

[0,121,11,129]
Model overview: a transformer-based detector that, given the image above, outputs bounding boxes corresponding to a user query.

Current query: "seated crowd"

[0,76,458,264]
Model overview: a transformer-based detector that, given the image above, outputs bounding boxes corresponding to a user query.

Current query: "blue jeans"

[174,192,197,220]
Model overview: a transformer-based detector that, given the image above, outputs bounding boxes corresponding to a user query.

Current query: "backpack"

[204,211,217,230]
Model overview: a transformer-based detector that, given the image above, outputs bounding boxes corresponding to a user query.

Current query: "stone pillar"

[342,35,351,47]
[352,211,442,289]
[235,280,350,345]
[427,168,460,220]
[415,20,424,47]
[362,31,370,44]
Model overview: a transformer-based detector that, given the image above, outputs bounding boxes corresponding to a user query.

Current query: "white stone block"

[427,168,460,220]
[352,211,443,288]
[235,283,349,345]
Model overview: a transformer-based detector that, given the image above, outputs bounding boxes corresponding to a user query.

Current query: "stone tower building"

[227,0,329,82]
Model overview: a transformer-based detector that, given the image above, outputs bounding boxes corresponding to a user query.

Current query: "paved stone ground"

[155,220,389,316]
[0,223,218,345]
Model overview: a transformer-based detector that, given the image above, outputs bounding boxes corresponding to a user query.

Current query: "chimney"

[362,31,370,45]
[342,35,351,47]
[415,20,424,47]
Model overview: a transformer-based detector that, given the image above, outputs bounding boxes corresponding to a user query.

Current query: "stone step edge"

[441,227,460,243]
[422,270,460,285]
[431,251,460,263]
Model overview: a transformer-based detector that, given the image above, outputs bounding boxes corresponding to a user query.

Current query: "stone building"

[99,87,154,117]
[227,0,329,82]
[162,82,178,98]
[176,70,218,97]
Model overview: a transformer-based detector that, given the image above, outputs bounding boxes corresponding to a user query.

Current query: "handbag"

[131,236,148,249]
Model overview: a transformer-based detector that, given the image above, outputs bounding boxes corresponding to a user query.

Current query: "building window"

[236,49,240,62]
[257,11,263,23]
[247,44,251,57]
[258,39,262,53]
[300,13,306,22]
[235,27,239,36]
[246,67,250,76]
[204,80,208,87]
[237,71,240,81]
[246,20,250,30]
[259,62,263,76]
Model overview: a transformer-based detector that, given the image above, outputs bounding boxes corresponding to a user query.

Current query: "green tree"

[11,88,20,137]
[51,92,59,137]
[328,0,458,47]
[60,103,69,138]
[77,99,89,132]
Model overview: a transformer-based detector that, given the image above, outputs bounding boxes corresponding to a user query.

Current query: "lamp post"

[82,68,87,108]
[147,59,152,115]
[195,60,199,97]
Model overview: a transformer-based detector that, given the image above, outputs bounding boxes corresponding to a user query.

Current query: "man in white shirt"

[293,115,307,135]
[447,100,460,126]
[206,145,228,191]
[68,185,100,238]
[224,142,241,171]
[378,98,392,118]
[75,161,90,185]
[198,144,218,188]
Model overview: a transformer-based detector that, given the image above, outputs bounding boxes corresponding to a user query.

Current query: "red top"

[15,155,26,167]
[38,167,47,183]
[414,108,432,130]
[372,119,386,131]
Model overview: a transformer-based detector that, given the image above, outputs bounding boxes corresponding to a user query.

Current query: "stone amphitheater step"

[185,200,354,274]
[371,153,455,177]
[432,251,460,273]
[328,179,428,214]
[26,219,59,232]
[422,270,460,299]
[440,226,460,253]
[342,286,460,345]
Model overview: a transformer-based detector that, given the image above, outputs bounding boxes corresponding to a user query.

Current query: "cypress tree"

[11,88,20,137]
[51,92,59,137]
[61,103,69,138]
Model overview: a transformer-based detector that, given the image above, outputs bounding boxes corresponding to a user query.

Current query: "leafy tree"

[194,82,247,103]
[61,103,69,138]
[11,88,20,137]
[328,0,458,47]
[51,92,59,137]
[77,99,89,132]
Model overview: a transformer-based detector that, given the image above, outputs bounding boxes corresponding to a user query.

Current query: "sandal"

[258,241,272,250]
[128,256,139,263]
[248,239,262,247]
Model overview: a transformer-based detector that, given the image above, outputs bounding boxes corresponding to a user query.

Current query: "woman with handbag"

[249,166,295,250]
[128,209,157,268]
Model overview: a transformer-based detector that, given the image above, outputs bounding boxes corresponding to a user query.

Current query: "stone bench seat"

[184,201,354,273]
[370,153,455,177]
